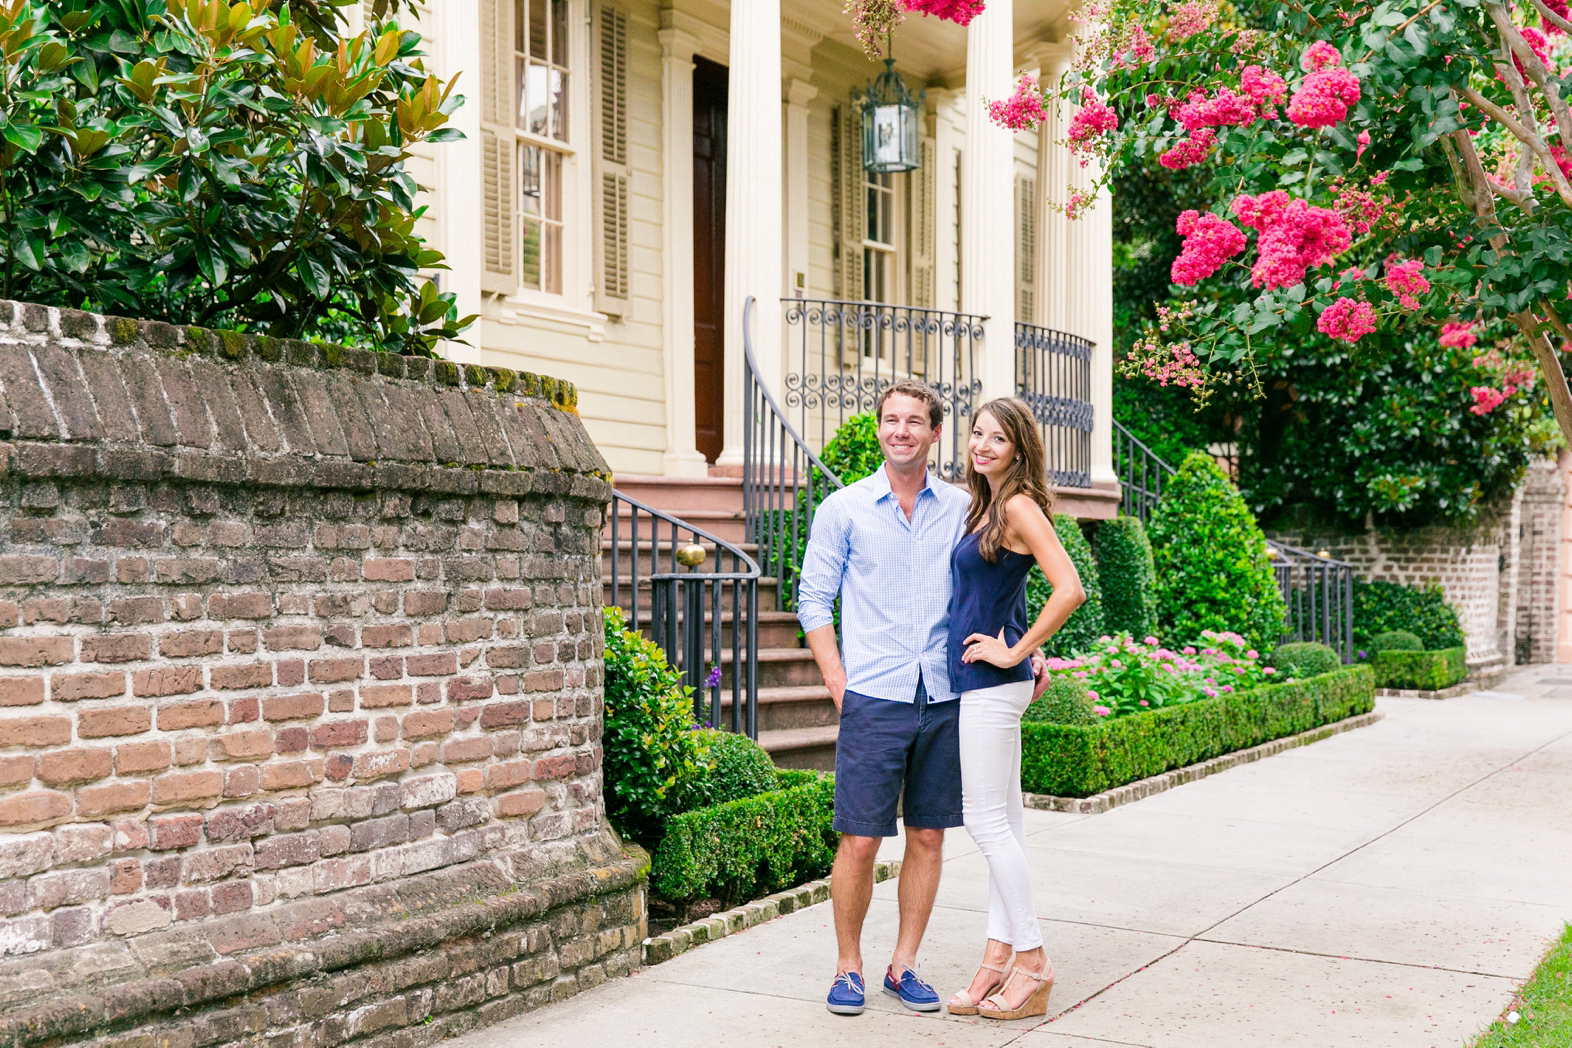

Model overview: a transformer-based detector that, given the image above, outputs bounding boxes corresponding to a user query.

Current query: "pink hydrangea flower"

[1145,636,1159,645]
[1384,259,1429,310]
[1067,88,1118,143]
[1182,646,1196,655]
[1138,699,1150,707]
[989,73,1046,131]
[1086,689,1100,700]
[1171,208,1247,284]
[1246,649,1258,659]
[1317,297,1378,343]
[1300,41,1343,72]
[900,0,985,25]
[1263,666,1277,675]
[1287,68,1361,128]
[1178,87,1259,130]
[1093,705,1111,717]
[1440,321,1478,349]
[1221,685,1235,693]
[1159,128,1217,170]
[1470,386,1508,414]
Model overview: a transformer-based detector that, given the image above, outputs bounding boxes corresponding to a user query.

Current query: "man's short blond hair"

[874,380,944,429]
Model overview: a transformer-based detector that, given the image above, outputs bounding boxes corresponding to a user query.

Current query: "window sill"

[496,293,607,342]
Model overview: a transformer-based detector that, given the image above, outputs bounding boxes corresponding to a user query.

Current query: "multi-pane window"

[514,0,570,294]
[863,170,897,307]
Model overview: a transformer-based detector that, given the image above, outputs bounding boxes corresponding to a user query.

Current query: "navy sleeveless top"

[947,529,1035,693]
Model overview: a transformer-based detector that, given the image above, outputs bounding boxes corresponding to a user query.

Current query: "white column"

[659,29,709,478]
[784,79,818,299]
[961,0,1017,403]
[717,3,783,468]
[437,0,483,365]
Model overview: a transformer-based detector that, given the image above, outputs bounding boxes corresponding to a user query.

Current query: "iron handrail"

[1014,321,1094,489]
[742,295,845,613]
[1112,418,1176,523]
[608,488,761,737]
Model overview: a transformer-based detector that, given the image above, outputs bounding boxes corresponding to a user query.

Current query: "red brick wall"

[0,300,614,962]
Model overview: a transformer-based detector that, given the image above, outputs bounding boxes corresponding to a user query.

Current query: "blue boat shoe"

[826,971,866,1015]
[884,965,942,1012]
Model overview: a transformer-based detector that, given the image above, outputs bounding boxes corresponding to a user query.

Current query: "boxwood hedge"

[650,770,836,905]
[1373,647,1467,691]
[1020,665,1375,798]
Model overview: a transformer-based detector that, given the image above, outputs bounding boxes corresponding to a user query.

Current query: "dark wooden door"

[692,57,727,464]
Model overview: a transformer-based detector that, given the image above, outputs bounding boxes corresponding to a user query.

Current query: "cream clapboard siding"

[472,0,669,476]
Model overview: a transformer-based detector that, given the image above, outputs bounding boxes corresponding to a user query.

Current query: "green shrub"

[1020,665,1374,797]
[818,413,884,485]
[651,771,837,905]
[1148,452,1287,652]
[1370,630,1424,653]
[1373,647,1467,690]
[1270,641,1341,679]
[676,730,780,811]
[601,608,700,845]
[1028,516,1105,656]
[771,413,884,610]
[1352,579,1466,652]
[1024,676,1101,726]
[1095,516,1158,640]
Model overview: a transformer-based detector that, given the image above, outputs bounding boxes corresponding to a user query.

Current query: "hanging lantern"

[860,59,923,173]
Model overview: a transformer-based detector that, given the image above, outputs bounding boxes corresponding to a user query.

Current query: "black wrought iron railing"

[1268,540,1356,664]
[1112,419,1358,662]
[743,297,845,613]
[1113,419,1174,523]
[1015,322,1094,489]
[780,297,983,481]
[607,491,760,737]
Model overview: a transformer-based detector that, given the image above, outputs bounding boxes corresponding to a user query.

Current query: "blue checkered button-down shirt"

[796,466,971,702]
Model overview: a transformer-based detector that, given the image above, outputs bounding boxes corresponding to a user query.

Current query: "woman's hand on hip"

[961,631,1021,668]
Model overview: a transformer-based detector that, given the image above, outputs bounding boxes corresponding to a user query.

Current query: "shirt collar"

[871,464,937,502]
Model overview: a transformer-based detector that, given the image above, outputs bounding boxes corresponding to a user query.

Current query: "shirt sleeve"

[795,494,848,635]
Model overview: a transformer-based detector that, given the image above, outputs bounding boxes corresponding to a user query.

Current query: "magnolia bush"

[0,0,470,353]
[1012,0,1572,444]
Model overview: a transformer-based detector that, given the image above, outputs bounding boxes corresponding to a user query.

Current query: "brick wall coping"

[0,843,646,1048]
[0,300,609,503]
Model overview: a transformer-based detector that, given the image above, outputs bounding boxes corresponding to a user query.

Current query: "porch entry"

[693,56,727,464]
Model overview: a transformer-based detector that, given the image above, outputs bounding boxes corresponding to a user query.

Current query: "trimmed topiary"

[1269,641,1341,679]
[1095,516,1158,640]
[1028,515,1105,657]
[1370,629,1424,653]
[601,607,701,845]
[1148,452,1287,652]
[1352,579,1465,651]
[676,730,780,811]
[1024,676,1101,726]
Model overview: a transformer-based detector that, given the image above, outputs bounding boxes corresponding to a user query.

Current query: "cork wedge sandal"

[977,963,1055,1021]
[946,960,1010,1016]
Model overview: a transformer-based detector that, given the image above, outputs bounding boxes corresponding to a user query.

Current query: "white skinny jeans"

[959,679,1043,951]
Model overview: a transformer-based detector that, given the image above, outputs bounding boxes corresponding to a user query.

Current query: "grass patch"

[1471,925,1572,1047]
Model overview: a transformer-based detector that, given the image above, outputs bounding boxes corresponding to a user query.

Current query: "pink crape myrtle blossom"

[1470,386,1509,414]
[989,73,1047,131]
[1356,130,1371,161]
[1440,321,1478,349]
[1300,41,1342,72]
[1384,258,1429,310]
[1232,192,1353,289]
[1333,179,1388,233]
[900,0,985,25]
[1288,67,1362,127]
[1240,65,1287,114]
[1167,0,1220,41]
[1067,87,1119,144]
[1514,27,1552,80]
[1171,208,1247,284]
[1065,189,1092,219]
[1317,297,1378,342]
[1546,0,1570,32]
[1177,87,1258,130]
[1159,128,1216,170]
[1118,24,1157,67]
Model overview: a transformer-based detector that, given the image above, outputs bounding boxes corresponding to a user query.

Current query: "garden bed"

[1021,664,1376,798]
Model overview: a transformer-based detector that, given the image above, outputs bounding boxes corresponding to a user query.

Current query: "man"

[796,380,970,1016]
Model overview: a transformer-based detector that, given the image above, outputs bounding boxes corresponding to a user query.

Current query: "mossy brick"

[517,372,541,397]
[405,357,432,382]
[253,336,284,363]
[435,361,461,386]
[377,353,406,380]
[343,348,378,376]
[139,320,180,348]
[284,340,318,368]
[463,364,487,390]
[183,327,217,356]
[108,316,141,344]
[489,367,517,393]
[57,309,99,341]
[217,329,250,360]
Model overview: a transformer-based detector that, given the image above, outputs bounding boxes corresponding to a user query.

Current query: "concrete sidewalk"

[451,667,1572,1047]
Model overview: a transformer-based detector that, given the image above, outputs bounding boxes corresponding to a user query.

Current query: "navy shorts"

[833,677,963,837]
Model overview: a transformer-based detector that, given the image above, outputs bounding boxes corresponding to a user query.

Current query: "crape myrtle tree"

[0,0,472,354]
[849,0,1572,479]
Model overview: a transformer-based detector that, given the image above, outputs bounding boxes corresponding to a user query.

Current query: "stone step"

[758,725,839,771]
[606,509,748,544]
[613,473,746,514]
[604,607,804,649]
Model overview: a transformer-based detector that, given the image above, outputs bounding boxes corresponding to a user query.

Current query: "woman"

[945,396,1085,1021]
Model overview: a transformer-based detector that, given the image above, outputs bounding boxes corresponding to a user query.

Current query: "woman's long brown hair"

[965,397,1055,562]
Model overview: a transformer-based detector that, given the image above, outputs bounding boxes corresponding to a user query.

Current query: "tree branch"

[1538,299,1572,344]
[1513,309,1572,450]
[1529,0,1572,34]
[1457,85,1572,209]
[1487,2,1572,153]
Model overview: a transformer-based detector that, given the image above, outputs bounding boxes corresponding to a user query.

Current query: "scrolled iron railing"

[607,491,760,738]
[1112,419,1357,662]
[780,297,982,481]
[1015,322,1094,489]
[743,296,845,613]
